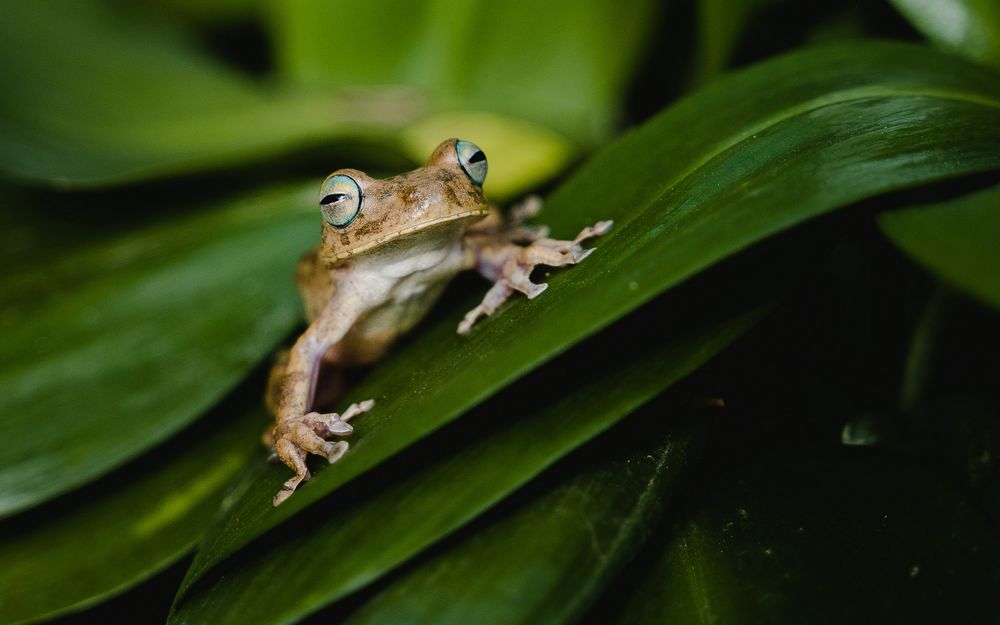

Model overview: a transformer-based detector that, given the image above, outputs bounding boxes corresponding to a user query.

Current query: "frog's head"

[318,138,490,261]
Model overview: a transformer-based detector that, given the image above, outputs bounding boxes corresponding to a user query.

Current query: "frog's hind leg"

[264,348,291,420]
[273,437,310,507]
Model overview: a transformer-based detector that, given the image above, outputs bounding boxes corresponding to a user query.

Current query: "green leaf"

[168,231,786,624]
[266,0,660,146]
[0,183,316,517]
[125,0,262,25]
[182,41,1000,588]
[0,1,417,188]
[342,415,702,625]
[608,450,1000,623]
[878,183,1000,311]
[0,402,263,625]
[692,0,775,84]
[890,0,1000,70]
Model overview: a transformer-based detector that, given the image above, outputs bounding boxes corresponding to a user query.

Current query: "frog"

[264,138,612,506]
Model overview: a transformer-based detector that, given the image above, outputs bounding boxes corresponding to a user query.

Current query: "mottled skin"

[265,138,612,505]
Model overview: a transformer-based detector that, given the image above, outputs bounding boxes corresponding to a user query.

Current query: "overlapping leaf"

[890,0,1000,69]
[879,183,1000,310]
[169,229,789,624]
[180,42,1000,590]
[0,404,264,625]
[0,2,414,188]
[339,413,700,625]
[0,183,316,517]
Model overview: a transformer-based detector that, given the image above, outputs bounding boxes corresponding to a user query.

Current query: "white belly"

[332,229,468,364]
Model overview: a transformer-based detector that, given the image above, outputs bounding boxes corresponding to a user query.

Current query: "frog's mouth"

[333,207,490,260]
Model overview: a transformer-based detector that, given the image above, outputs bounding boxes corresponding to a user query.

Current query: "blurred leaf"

[169,229,786,624]
[0,183,316,517]
[898,285,951,413]
[0,1,419,188]
[266,0,660,146]
[878,183,1000,311]
[122,0,262,25]
[400,111,576,200]
[341,415,701,625]
[608,450,1000,624]
[890,0,1000,69]
[693,0,775,84]
[0,404,263,625]
[182,41,1000,587]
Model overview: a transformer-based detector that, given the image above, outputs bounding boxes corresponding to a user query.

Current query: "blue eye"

[455,140,487,186]
[319,174,362,228]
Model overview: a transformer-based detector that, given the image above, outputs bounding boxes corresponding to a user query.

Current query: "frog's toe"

[523,281,548,299]
[273,437,311,506]
[341,399,375,421]
[324,418,354,435]
[593,220,614,235]
[321,440,349,464]
[566,245,595,263]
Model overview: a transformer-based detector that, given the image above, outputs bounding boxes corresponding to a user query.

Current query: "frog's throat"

[332,207,489,260]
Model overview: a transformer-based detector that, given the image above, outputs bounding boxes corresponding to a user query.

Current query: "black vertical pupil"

[321,193,348,205]
[468,150,486,164]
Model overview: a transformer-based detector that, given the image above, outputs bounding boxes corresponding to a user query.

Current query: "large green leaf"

[878,183,1000,311]
[0,183,316,517]
[890,0,1000,69]
[0,1,416,188]
[607,450,1000,623]
[169,231,787,624]
[267,0,660,146]
[0,403,263,625]
[181,42,1000,586]
[341,413,701,625]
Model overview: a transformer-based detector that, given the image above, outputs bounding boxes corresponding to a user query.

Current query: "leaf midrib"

[639,84,1000,233]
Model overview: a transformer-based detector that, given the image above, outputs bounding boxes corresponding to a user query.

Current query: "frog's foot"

[458,220,613,334]
[509,194,543,223]
[504,196,550,241]
[270,399,375,506]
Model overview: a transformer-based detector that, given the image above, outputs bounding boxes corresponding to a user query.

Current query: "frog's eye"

[455,140,487,186]
[319,174,362,228]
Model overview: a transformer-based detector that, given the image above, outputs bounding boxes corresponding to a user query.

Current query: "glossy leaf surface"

[0,404,264,625]
[170,235,784,624]
[182,42,1000,587]
[0,183,316,517]
[342,414,700,625]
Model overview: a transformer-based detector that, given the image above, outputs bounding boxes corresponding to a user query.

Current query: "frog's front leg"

[458,203,612,334]
[270,399,374,506]
[268,305,375,506]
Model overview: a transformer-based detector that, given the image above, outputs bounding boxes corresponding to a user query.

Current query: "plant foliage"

[1,1,998,624]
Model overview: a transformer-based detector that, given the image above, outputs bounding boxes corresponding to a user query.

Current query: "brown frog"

[265,138,611,505]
